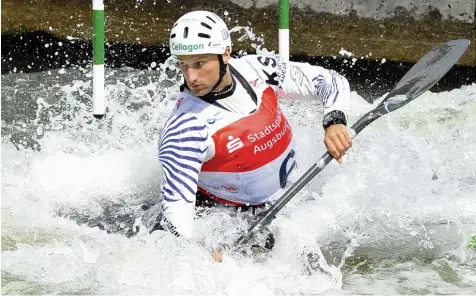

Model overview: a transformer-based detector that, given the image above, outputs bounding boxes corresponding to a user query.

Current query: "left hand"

[324,124,352,163]
[211,249,224,262]
[211,243,229,263]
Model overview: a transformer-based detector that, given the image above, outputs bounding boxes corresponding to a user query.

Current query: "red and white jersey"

[158,54,351,237]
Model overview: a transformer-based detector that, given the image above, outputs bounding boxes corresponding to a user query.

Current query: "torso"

[172,58,297,206]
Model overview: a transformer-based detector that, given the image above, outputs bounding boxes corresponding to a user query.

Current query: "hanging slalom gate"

[92,0,105,118]
[279,0,290,61]
[91,0,289,117]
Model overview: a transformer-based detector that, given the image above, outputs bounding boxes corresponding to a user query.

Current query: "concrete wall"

[1,0,475,69]
[230,0,475,22]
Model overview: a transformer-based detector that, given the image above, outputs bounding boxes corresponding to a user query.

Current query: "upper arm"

[242,54,329,100]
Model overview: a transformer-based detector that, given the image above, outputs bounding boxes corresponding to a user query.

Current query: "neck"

[212,67,232,92]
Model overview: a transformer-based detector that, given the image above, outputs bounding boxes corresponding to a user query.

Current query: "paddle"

[232,39,470,249]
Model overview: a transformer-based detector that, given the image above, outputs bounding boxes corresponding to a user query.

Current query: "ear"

[222,47,231,64]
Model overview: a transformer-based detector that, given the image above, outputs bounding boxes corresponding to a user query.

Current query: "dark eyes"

[194,61,205,68]
[179,61,205,69]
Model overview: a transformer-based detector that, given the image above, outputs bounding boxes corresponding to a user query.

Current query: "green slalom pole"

[279,0,289,61]
[93,0,105,118]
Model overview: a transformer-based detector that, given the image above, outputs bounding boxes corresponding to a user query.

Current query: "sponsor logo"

[208,41,222,48]
[175,97,184,109]
[172,43,204,52]
[312,73,338,108]
[290,65,310,88]
[245,108,292,154]
[222,29,230,40]
[249,78,264,88]
[257,55,286,86]
[206,111,223,125]
[226,135,244,153]
[221,184,239,193]
[275,55,287,84]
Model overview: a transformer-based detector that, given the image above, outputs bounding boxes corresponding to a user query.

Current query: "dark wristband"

[323,110,347,129]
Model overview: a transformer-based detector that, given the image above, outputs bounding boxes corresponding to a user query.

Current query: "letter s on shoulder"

[257,56,277,68]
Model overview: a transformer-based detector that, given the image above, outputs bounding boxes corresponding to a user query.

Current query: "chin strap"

[211,54,228,92]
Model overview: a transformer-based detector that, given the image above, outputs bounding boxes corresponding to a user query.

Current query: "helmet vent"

[170,33,176,38]
[198,33,211,38]
[201,22,212,30]
[183,27,189,38]
[206,16,216,23]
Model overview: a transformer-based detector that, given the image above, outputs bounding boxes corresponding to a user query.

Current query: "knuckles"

[324,127,353,159]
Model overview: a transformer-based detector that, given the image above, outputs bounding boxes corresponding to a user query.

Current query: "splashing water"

[2,26,476,294]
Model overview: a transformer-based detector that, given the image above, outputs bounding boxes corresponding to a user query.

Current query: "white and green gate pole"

[93,0,105,119]
[279,0,289,61]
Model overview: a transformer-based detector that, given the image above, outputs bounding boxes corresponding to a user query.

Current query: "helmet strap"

[211,54,228,92]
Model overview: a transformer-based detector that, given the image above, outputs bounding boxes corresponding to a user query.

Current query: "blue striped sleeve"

[312,72,340,108]
[157,111,209,237]
[158,112,208,204]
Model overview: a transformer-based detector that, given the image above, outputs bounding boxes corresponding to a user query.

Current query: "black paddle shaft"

[233,39,470,248]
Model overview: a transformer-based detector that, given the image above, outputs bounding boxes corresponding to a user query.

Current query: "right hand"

[141,202,163,230]
[211,243,230,263]
[212,249,224,262]
[324,124,352,163]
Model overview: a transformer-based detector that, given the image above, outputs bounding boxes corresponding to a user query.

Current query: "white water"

[2,42,476,294]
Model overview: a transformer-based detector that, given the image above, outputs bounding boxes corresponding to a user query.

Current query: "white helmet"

[169,10,231,56]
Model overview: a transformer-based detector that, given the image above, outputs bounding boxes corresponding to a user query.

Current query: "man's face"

[177,54,220,97]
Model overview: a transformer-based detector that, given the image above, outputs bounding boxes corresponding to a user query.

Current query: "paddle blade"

[376,39,470,115]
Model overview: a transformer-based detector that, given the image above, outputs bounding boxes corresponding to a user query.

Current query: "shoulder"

[231,53,287,72]
[230,53,287,86]
[161,93,208,132]
[165,91,221,125]
[159,109,209,149]
[235,52,285,65]
[170,92,206,114]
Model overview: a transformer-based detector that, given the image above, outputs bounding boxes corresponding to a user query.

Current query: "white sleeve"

[241,54,351,119]
[158,111,210,238]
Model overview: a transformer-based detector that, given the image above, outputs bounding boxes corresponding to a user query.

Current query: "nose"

[183,67,198,84]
